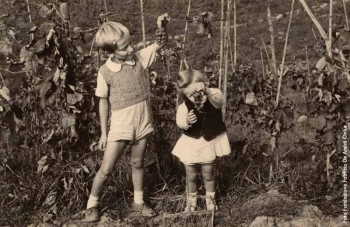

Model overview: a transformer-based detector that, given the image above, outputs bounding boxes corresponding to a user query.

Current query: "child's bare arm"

[176,104,196,130]
[206,88,224,109]
[98,97,109,150]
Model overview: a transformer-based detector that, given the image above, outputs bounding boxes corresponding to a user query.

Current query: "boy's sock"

[134,190,144,204]
[206,191,216,210]
[86,195,99,209]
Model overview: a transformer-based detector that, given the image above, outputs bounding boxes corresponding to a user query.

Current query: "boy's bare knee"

[130,158,144,169]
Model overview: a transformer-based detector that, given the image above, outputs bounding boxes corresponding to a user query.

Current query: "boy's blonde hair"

[95,21,130,53]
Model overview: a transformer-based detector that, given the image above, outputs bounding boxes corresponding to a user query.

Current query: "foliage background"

[0,0,348,226]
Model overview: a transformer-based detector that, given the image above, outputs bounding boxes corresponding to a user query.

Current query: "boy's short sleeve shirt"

[95,43,158,98]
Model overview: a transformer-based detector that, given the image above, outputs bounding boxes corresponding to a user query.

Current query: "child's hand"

[98,134,107,151]
[157,13,170,28]
[186,110,197,125]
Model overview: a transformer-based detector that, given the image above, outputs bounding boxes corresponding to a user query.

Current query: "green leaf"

[61,114,76,129]
[0,86,10,101]
[40,82,52,107]
[245,92,258,106]
[307,116,326,131]
[19,46,33,63]
[67,92,83,105]
[322,91,332,106]
[0,38,12,55]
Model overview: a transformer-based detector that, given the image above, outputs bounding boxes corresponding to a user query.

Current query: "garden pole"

[275,0,295,108]
[343,0,349,30]
[219,0,225,90]
[233,0,237,67]
[329,0,333,59]
[223,0,231,118]
[267,3,277,78]
[299,0,331,57]
[103,0,109,21]
[180,0,191,71]
[26,0,33,41]
[140,0,146,47]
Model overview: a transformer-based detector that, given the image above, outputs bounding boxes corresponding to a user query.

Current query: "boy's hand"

[186,110,197,125]
[98,134,107,151]
[157,13,170,28]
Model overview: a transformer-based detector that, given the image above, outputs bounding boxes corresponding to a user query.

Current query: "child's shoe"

[184,193,197,212]
[132,202,156,217]
[72,207,99,222]
[206,195,218,211]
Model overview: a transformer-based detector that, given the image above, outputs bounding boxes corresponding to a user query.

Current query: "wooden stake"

[343,0,349,30]
[177,0,191,109]
[329,0,333,59]
[305,41,311,92]
[223,0,231,118]
[275,0,295,108]
[219,0,225,90]
[228,32,235,72]
[260,47,266,80]
[140,0,146,47]
[26,0,33,41]
[267,3,277,78]
[233,0,237,67]
[179,0,191,71]
[260,37,272,77]
[103,0,109,21]
[299,0,331,57]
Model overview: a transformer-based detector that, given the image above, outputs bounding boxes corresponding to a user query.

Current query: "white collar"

[106,56,136,72]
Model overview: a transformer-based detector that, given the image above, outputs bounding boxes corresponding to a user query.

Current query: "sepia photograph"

[0,0,349,226]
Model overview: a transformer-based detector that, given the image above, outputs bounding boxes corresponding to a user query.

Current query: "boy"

[80,14,168,222]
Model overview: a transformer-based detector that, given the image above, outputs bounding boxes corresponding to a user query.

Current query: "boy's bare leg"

[90,141,127,197]
[130,135,155,216]
[130,136,148,192]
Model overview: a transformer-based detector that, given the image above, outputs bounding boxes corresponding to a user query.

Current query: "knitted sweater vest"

[99,57,150,110]
[183,98,226,141]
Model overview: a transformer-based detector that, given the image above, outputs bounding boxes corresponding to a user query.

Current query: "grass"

[0,0,348,226]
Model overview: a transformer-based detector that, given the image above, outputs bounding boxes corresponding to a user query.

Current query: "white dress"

[172,88,231,165]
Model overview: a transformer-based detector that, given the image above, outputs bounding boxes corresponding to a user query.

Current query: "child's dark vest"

[99,56,150,110]
[184,98,226,141]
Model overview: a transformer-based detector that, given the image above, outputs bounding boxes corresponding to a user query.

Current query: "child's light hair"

[95,21,130,53]
[177,69,209,98]
[177,69,209,89]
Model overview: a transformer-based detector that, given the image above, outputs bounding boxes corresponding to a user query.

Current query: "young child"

[80,15,169,222]
[172,69,231,212]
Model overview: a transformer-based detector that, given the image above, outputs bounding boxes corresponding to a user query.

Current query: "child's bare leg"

[185,164,198,211]
[185,165,198,193]
[88,141,127,208]
[201,163,215,192]
[201,162,217,210]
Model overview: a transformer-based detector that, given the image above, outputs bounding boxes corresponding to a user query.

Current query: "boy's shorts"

[107,99,153,142]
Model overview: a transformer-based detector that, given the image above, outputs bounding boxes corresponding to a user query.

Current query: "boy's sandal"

[72,207,100,222]
[131,202,156,217]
